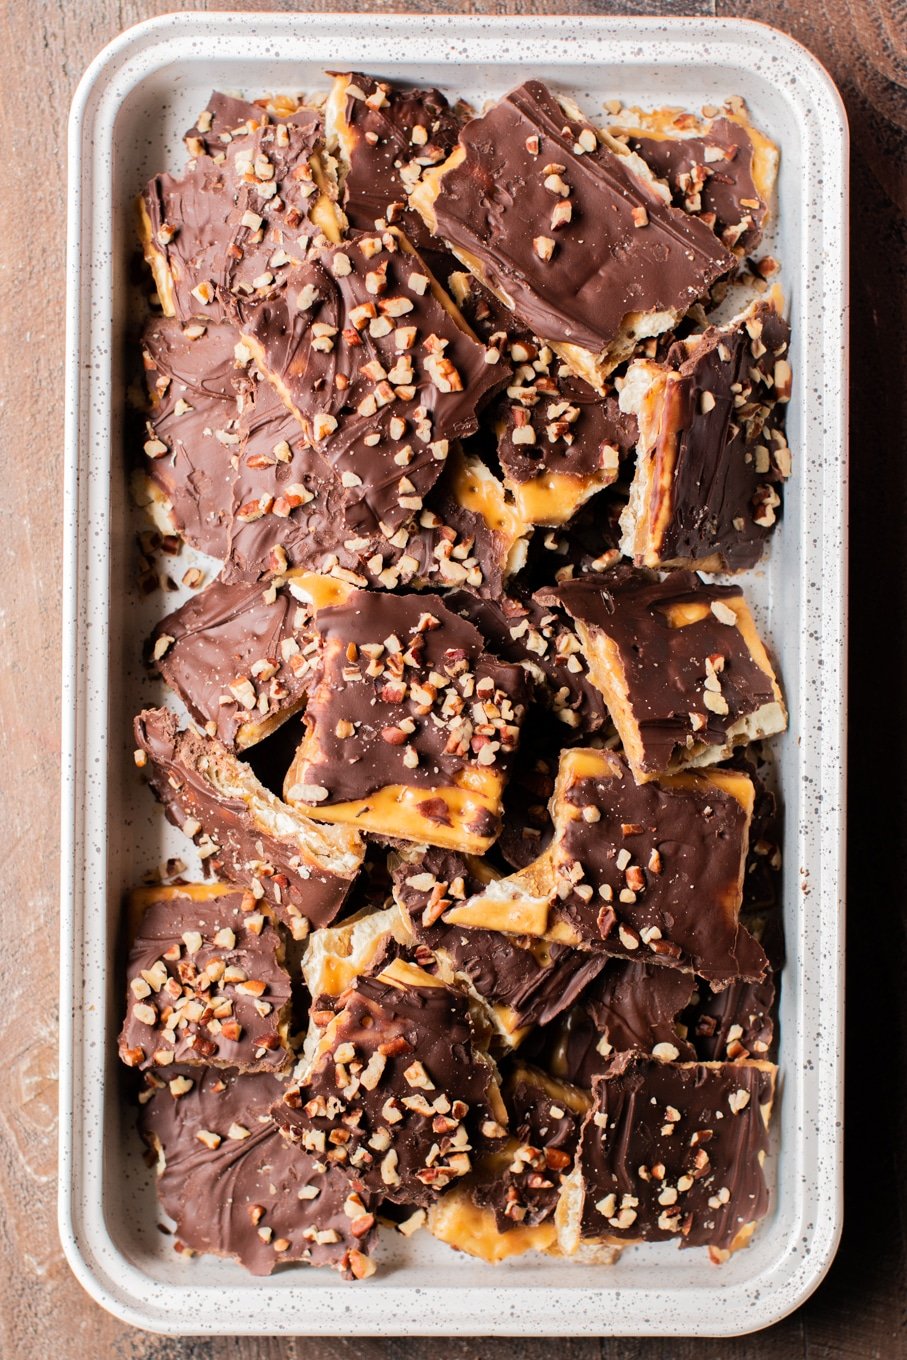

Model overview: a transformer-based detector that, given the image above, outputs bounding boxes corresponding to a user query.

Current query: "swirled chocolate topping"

[184,91,323,161]
[576,1054,775,1252]
[139,1064,378,1277]
[548,567,784,776]
[328,72,462,256]
[134,707,363,935]
[119,886,291,1073]
[416,81,734,370]
[547,749,767,987]
[622,117,770,253]
[285,589,528,806]
[275,966,504,1207]
[530,960,696,1089]
[238,231,509,532]
[151,574,320,750]
[142,118,332,323]
[685,973,775,1063]
[392,848,608,1036]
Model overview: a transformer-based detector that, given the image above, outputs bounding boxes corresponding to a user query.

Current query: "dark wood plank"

[0,0,904,1355]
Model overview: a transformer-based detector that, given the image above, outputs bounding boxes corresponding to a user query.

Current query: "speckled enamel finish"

[60,11,848,1338]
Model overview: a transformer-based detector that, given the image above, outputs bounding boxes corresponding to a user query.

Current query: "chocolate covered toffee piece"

[450,271,637,526]
[411,80,735,389]
[326,73,462,258]
[561,1054,777,1260]
[685,973,775,1063]
[136,317,252,556]
[150,571,351,750]
[392,846,608,1045]
[238,229,509,533]
[609,102,778,254]
[134,707,365,937]
[443,747,767,987]
[119,884,292,1073]
[140,1064,378,1277]
[549,567,786,778]
[140,112,343,323]
[619,296,792,571]
[283,590,528,853]
[184,91,322,161]
[274,958,507,1208]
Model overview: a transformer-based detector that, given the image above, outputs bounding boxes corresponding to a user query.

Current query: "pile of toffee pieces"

[122,73,790,1279]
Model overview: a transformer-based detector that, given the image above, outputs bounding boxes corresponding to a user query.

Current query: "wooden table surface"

[1,0,903,1354]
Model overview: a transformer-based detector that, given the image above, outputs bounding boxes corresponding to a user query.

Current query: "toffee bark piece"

[283,590,529,854]
[411,80,735,389]
[134,707,365,938]
[684,973,775,1063]
[184,91,322,160]
[450,271,637,526]
[139,1064,378,1277]
[136,317,252,556]
[533,959,696,1089]
[619,296,792,571]
[326,73,462,255]
[561,1054,777,1259]
[274,958,506,1208]
[119,884,292,1073]
[150,571,350,751]
[443,747,768,988]
[610,104,778,254]
[392,846,608,1045]
[548,567,787,779]
[140,116,343,323]
[238,229,509,533]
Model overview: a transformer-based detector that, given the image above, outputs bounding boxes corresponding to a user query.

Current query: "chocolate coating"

[685,973,776,1063]
[185,92,322,160]
[425,81,734,360]
[139,1064,377,1275]
[119,888,291,1072]
[577,1055,775,1251]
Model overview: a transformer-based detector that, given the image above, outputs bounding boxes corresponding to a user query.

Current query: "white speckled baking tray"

[60,10,848,1337]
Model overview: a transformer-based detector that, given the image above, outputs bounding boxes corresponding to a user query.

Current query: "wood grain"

[0,0,903,1355]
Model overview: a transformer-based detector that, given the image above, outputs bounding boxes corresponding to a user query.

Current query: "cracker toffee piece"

[237,229,510,534]
[326,73,463,257]
[283,589,529,853]
[184,91,323,161]
[411,80,735,389]
[610,104,778,254]
[141,111,343,324]
[392,846,608,1045]
[119,884,292,1073]
[139,1064,378,1277]
[450,271,637,526]
[684,973,776,1063]
[134,707,365,937]
[150,571,349,751]
[443,747,768,988]
[619,296,792,571]
[549,567,787,778]
[563,1054,777,1259]
[274,958,507,1208]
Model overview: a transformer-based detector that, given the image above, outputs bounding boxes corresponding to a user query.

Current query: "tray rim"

[60,8,849,1337]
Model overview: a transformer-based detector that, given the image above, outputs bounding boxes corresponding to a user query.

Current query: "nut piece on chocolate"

[411,80,735,389]
[391,846,608,1045]
[449,271,637,526]
[238,229,510,534]
[609,102,778,254]
[560,1054,777,1260]
[532,959,697,1089]
[119,884,292,1073]
[136,317,253,557]
[443,747,768,989]
[548,567,787,779]
[133,707,365,938]
[619,296,792,571]
[274,958,507,1208]
[139,1064,378,1277]
[326,73,463,256]
[139,115,343,323]
[283,589,529,854]
[150,571,350,751]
